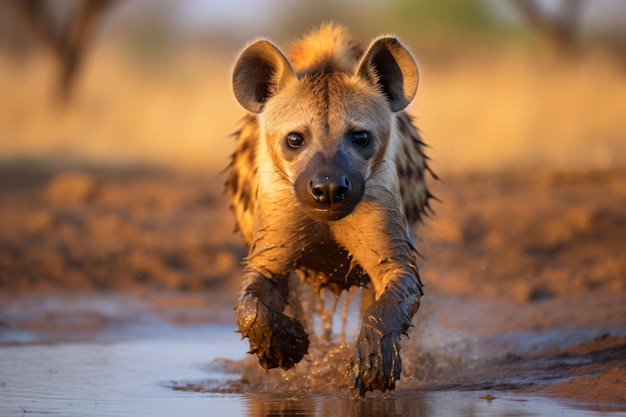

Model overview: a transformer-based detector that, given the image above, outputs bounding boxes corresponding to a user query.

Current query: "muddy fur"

[227,23,435,396]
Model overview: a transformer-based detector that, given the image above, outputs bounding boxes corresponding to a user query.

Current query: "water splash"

[207,283,365,394]
[178,283,486,395]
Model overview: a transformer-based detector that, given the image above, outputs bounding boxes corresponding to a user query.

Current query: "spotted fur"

[226,23,436,396]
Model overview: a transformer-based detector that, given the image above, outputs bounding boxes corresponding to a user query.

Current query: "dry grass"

[1,43,625,175]
[0,43,240,172]
[415,49,626,174]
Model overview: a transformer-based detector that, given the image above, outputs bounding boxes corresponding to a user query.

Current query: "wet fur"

[227,23,435,396]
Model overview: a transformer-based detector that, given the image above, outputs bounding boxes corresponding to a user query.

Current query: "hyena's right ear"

[357,37,419,112]
[232,40,295,114]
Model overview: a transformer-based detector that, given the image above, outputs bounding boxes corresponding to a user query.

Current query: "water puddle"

[1,292,625,416]
[0,325,624,416]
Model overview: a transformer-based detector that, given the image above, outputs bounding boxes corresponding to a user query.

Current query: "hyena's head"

[232,26,419,222]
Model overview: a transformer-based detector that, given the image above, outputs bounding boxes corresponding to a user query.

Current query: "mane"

[288,22,363,74]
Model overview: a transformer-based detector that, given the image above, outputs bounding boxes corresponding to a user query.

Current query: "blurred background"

[1,0,625,174]
[2,4,626,407]
[1,0,625,296]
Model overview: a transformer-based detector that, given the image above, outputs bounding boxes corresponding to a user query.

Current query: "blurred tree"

[1,0,118,103]
[387,0,498,39]
[511,0,583,57]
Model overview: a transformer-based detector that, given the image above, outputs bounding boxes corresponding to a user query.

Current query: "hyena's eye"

[286,132,305,149]
[351,131,370,146]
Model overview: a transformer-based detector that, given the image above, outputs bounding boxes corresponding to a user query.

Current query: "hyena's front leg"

[349,266,421,395]
[332,207,422,396]
[236,269,310,370]
[235,206,312,370]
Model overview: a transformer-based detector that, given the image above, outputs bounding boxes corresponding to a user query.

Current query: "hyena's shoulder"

[395,112,437,227]
[226,114,259,247]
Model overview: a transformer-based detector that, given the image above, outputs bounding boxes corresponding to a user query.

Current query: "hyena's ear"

[357,37,419,112]
[232,39,295,114]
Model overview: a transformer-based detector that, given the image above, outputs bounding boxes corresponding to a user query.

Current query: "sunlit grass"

[1,42,624,175]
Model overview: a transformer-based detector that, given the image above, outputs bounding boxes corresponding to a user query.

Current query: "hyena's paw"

[349,317,403,396]
[237,297,309,370]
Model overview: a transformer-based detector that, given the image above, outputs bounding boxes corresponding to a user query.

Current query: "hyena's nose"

[309,175,351,205]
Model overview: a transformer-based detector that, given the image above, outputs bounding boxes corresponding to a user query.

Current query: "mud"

[1,167,625,415]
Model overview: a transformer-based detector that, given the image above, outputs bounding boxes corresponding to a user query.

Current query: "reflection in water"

[240,390,618,417]
[242,394,431,417]
[245,395,315,417]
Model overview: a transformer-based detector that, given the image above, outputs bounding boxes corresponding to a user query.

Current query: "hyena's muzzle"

[295,150,365,222]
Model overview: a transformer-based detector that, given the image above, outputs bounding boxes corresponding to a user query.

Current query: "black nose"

[308,175,351,205]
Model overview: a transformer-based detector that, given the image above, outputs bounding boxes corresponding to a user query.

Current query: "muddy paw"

[237,297,309,370]
[349,320,402,396]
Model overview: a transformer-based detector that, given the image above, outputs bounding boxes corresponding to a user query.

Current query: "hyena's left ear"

[357,37,419,112]
[232,39,296,113]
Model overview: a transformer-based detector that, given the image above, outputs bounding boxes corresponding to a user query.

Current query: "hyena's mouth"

[308,203,357,222]
[296,173,365,222]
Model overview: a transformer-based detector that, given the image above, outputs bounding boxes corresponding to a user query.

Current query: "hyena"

[227,23,435,396]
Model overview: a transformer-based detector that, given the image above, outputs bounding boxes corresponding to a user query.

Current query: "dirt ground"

[0,166,624,406]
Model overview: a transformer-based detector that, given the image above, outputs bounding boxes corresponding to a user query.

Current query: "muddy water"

[0,328,246,416]
[1,327,623,417]
[1,293,625,417]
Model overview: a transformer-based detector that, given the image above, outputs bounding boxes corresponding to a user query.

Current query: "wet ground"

[2,338,622,417]
[1,290,625,417]
[1,168,625,416]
